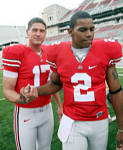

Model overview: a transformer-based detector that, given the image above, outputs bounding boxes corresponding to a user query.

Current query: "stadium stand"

[98,0,112,7]
[44,0,123,48]
[95,23,123,39]
[59,0,91,23]
[44,33,71,45]
[44,22,123,45]
[84,0,99,13]
[0,25,27,49]
[0,0,123,51]
[0,26,27,70]
[109,0,123,6]
[73,0,91,12]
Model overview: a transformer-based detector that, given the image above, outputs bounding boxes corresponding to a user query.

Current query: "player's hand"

[57,106,63,122]
[116,131,123,150]
[20,84,38,103]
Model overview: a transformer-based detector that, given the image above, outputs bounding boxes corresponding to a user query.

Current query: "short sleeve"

[44,44,58,72]
[104,40,123,65]
[2,45,23,73]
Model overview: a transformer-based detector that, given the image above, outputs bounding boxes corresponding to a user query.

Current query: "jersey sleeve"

[104,40,123,66]
[44,44,58,72]
[2,45,23,73]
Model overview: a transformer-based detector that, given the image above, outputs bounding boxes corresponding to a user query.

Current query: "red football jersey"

[2,44,51,108]
[46,39,122,121]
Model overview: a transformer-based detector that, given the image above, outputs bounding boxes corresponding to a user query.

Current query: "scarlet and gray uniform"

[45,39,122,150]
[2,44,54,150]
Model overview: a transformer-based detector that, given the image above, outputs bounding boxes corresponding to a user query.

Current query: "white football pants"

[62,119,109,150]
[14,103,54,150]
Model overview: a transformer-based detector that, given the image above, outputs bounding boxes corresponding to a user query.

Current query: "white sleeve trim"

[48,70,53,81]
[109,57,123,65]
[2,58,21,64]
[46,60,56,68]
[3,70,18,78]
[2,62,20,67]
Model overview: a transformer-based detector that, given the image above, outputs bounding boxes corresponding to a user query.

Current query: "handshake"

[20,84,38,104]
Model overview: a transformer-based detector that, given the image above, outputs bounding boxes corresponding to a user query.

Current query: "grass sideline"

[0,68,123,150]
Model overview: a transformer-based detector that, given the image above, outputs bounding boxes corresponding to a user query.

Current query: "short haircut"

[27,17,46,29]
[70,11,93,29]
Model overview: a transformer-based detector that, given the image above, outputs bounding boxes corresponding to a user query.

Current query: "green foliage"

[0,70,3,98]
[0,101,16,150]
[51,93,62,150]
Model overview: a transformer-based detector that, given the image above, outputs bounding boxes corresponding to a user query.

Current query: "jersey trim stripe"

[2,58,21,64]
[15,106,21,150]
[14,106,19,150]
[50,65,56,69]
[109,57,123,65]
[113,57,123,61]
[17,106,21,150]
[2,62,20,67]
[46,60,56,67]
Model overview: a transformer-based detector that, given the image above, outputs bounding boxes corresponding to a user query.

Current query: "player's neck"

[28,43,42,53]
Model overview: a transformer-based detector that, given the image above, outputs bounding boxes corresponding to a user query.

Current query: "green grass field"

[0,68,123,150]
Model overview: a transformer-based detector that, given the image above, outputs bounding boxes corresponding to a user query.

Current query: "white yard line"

[0,98,6,101]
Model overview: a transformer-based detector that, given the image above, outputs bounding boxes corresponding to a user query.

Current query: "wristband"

[109,86,122,95]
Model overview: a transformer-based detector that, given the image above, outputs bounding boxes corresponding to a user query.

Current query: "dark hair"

[70,11,93,29]
[27,17,46,29]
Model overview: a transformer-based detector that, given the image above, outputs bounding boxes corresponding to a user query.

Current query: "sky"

[0,0,84,26]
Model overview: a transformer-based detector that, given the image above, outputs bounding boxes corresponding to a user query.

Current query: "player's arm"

[2,46,28,104]
[52,92,63,122]
[37,72,62,95]
[20,72,62,100]
[3,76,29,104]
[106,65,123,148]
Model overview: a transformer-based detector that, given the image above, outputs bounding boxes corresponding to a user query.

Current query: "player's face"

[68,18,95,48]
[27,23,46,46]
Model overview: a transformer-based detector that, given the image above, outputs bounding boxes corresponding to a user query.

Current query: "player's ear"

[26,29,29,36]
[67,28,73,36]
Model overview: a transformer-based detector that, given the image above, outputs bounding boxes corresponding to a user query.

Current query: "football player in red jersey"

[2,18,62,150]
[21,11,123,150]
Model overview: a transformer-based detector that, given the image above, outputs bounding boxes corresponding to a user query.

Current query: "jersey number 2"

[71,73,95,102]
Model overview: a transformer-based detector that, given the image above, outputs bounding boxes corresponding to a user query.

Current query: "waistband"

[17,103,51,114]
[34,103,51,113]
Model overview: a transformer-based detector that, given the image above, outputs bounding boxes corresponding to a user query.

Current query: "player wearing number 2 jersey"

[46,39,122,121]
[21,11,123,150]
[2,18,62,150]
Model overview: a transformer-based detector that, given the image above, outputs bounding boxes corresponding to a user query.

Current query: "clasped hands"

[20,84,38,104]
